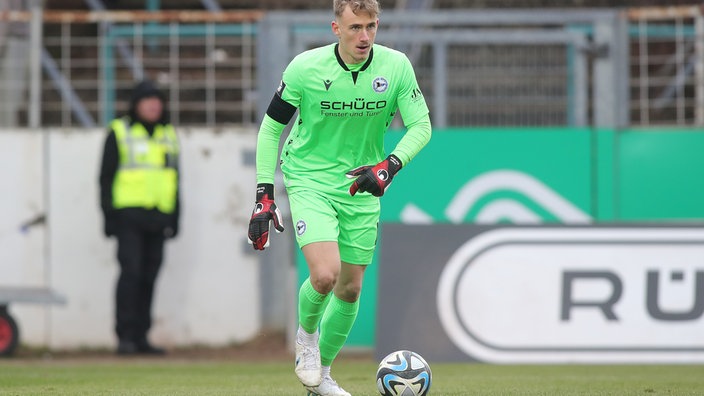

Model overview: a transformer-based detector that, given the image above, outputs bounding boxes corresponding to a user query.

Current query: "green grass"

[1,359,704,395]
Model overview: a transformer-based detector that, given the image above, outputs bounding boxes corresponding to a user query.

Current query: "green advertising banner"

[616,129,704,220]
[381,128,594,223]
[297,127,704,348]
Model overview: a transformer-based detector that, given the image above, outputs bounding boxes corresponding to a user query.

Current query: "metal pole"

[695,12,704,126]
[28,0,43,128]
[433,42,447,128]
[170,22,180,126]
[29,0,51,351]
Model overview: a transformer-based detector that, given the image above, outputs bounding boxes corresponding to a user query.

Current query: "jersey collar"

[334,43,374,84]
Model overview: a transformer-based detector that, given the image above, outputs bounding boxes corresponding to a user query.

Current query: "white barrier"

[0,127,268,349]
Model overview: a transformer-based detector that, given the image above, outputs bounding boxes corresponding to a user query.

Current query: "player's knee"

[336,281,362,302]
[310,272,337,294]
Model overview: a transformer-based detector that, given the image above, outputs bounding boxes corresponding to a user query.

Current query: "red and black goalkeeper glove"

[346,154,403,197]
[247,183,284,250]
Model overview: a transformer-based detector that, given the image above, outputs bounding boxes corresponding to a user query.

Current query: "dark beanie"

[130,80,164,107]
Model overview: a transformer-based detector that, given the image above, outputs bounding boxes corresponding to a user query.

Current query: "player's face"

[332,6,378,64]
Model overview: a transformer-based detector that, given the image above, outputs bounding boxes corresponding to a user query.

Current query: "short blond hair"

[334,0,380,18]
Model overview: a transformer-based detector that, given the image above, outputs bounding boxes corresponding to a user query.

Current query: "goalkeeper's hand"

[346,154,403,197]
[247,183,284,250]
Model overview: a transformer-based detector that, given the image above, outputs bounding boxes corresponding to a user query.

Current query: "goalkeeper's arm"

[346,114,432,197]
[389,113,431,166]
[256,83,298,182]
[249,91,297,250]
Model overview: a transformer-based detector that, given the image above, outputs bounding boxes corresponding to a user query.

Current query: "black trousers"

[114,215,165,344]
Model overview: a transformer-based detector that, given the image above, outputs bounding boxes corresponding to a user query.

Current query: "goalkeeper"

[248,0,431,395]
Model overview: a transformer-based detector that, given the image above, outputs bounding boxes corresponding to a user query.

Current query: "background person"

[99,80,180,355]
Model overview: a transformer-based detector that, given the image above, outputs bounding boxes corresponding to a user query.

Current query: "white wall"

[0,127,272,349]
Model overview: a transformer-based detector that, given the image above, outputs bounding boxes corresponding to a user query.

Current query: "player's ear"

[331,20,340,37]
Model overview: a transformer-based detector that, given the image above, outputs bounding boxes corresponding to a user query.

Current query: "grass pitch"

[1,358,704,395]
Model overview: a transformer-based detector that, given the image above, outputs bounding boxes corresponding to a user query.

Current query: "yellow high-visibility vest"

[111,118,179,214]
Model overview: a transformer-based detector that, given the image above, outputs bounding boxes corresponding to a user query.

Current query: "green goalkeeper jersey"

[262,43,430,200]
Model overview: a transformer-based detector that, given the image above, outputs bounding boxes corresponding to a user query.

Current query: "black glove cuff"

[255,183,275,201]
[387,154,403,175]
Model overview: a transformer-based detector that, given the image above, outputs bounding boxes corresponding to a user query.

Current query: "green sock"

[319,294,359,366]
[298,277,331,334]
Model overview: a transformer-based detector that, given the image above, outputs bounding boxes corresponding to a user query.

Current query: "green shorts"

[287,189,380,265]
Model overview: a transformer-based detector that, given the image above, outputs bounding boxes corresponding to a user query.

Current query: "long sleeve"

[255,114,287,184]
[391,113,432,166]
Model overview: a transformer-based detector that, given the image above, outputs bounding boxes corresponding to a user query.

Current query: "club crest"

[296,220,307,236]
[372,77,388,93]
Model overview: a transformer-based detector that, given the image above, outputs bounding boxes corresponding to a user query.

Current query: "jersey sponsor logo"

[320,98,387,110]
[276,80,286,97]
[296,220,307,236]
[372,76,389,93]
[324,79,333,91]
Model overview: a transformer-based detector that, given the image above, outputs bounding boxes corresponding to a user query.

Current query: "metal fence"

[626,6,704,126]
[1,6,703,128]
[0,10,262,128]
[258,9,627,129]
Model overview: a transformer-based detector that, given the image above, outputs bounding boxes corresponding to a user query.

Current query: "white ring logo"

[400,170,592,224]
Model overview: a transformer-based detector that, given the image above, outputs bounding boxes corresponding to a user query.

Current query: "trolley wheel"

[0,306,19,357]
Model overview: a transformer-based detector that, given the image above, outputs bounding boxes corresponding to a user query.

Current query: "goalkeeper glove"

[346,154,403,197]
[247,183,284,250]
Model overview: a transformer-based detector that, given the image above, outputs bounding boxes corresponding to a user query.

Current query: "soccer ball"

[376,350,432,396]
